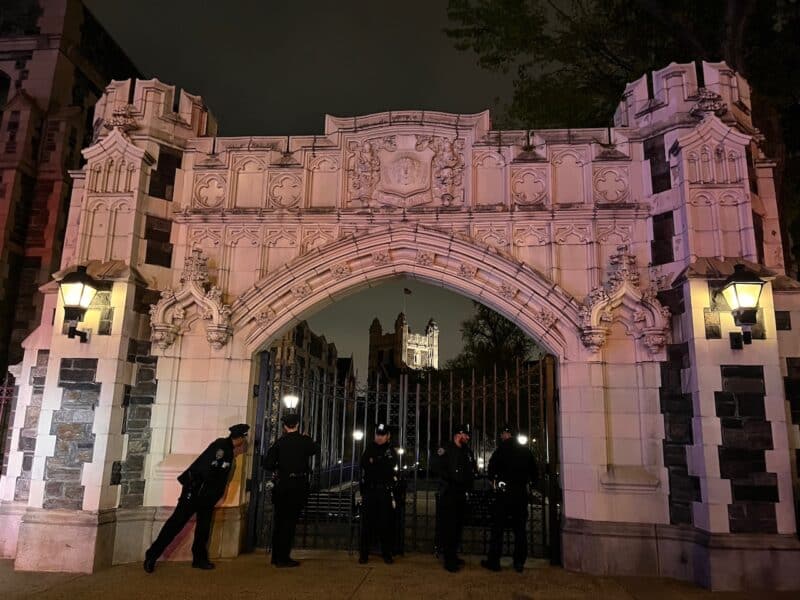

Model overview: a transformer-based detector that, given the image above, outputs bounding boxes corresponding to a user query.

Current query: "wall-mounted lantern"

[282,394,300,412]
[58,265,98,343]
[718,263,766,348]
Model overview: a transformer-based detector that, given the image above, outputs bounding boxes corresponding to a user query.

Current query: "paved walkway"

[1,551,795,599]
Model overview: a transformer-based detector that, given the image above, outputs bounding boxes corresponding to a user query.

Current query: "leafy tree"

[446,302,543,372]
[446,0,800,273]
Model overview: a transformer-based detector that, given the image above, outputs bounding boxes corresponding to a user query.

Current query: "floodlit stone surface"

[0,60,798,590]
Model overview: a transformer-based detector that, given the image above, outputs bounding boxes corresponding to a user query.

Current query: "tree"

[446,0,800,273]
[446,302,542,372]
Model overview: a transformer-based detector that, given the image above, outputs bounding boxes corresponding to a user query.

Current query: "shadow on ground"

[1,551,796,599]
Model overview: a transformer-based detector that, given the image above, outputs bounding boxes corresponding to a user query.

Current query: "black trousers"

[146,489,214,562]
[487,488,528,566]
[271,479,308,563]
[439,488,467,568]
[359,488,395,559]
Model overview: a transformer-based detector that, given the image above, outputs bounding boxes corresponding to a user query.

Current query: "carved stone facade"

[2,61,799,591]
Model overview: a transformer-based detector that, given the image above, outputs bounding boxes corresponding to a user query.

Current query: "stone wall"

[116,340,156,508]
[14,350,48,502]
[43,358,99,510]
[661,342,701,524]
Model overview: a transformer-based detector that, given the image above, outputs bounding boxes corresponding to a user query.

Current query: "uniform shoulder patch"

[437,447,445,456]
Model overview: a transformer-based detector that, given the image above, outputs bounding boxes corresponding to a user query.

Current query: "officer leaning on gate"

[433,423,477,573]
[262,413,320,568]
[143,423,250,573]
[481,424,539,573]
[358,422,398,565]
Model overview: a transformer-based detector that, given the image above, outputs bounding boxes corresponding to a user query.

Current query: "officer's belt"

[283,472,308,478]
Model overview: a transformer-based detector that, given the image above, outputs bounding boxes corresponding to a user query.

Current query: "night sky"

[84,0,516,378]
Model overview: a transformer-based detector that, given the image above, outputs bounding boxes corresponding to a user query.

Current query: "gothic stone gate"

[247,351,560,561]
[4,62,799,590]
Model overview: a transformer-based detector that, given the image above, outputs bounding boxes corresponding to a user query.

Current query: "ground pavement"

[1,551,795,599]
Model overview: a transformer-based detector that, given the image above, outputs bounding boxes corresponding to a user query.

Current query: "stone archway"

[231,224,582,360]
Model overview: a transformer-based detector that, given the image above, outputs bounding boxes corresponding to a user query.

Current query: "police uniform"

[262,413,320,567]
[483,425,538,572]
[433,424,477,572]
[144,423,249,572]
[358,423,398,564]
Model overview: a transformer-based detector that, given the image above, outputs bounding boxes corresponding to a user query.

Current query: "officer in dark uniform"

[433,423,477,573]
[481,425,538,573]
[143,423,250,573]
[358,422,398,564]
[262,413,320,567]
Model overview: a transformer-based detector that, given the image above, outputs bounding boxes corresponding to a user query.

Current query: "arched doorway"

[230,224,580,561]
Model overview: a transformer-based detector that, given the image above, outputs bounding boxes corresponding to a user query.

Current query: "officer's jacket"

[432,441,477,490]
[360,442,397,488]
[177,436,234,506]
[262,431,320,480]
[488,439,538,488]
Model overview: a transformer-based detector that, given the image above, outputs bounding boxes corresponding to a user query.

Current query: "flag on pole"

[403,288,412,295]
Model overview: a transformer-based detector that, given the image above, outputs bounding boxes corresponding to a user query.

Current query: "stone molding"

[149,248,232,350]
[578,244,670,355]
[232,224,582,358]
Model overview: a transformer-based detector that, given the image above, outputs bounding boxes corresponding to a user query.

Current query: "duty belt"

[286,472,308,478]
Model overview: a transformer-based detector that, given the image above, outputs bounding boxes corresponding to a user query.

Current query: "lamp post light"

[58,265,99,343]
[718,264,766,348]
[517,434,529,446]
[282,394,300,412]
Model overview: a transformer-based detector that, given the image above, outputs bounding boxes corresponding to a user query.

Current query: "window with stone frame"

[775,311,792,331]
[753,211,765,266]
[144,215,173,268]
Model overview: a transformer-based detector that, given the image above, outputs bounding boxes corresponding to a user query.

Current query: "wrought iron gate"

[246,352,560,562]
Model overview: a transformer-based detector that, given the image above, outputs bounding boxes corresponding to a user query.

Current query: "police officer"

[262,413,320,567]
[433,423,477,573]
[358,422,398,564]
[481,425,538,573]
[143,423,250,573]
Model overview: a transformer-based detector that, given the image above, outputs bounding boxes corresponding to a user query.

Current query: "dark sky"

[84,0,516,378]
[84,0,514,135]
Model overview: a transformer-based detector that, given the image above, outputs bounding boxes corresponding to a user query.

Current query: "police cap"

[453,423,471,436]
[229,423,250,438]
[375,423,390,435]
[500,424,513,434]
[282,413,300,427]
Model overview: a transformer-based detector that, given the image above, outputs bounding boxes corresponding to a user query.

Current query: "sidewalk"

[1,550,795,599]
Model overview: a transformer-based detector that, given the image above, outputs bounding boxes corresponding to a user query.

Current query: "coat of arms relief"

[347,134,465,208]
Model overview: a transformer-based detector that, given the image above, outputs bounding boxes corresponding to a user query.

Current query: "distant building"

[368,312,439,384]
[0,0,140,374]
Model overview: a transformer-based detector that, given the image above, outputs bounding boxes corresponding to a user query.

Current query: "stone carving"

[593,167,630,204]
[301,227,335,253]
[268,173,303,208]
[373,251,391,265]
[417,136,466,206]
[532,307,557,329]
[194,174,227,208]
[415,251,435,266]
[291,283,312,300]
[226,226,260,246]
[690,88,727,118]
[189,226,223,247]
[348,137,394,206]
[103,104,137,133]
[458,262,478,279]
[554,224,591,244]
[330,262,351,280]
[475,224,510,249]
[511,169,547,206]
[264,228,297,247]
[309,155,339,172]
[513,225,549,247]
[597,223,632,243]
[255,309,276,328]
[149,248,233,350]
[578,245,670,355]
[498,283,518,300]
